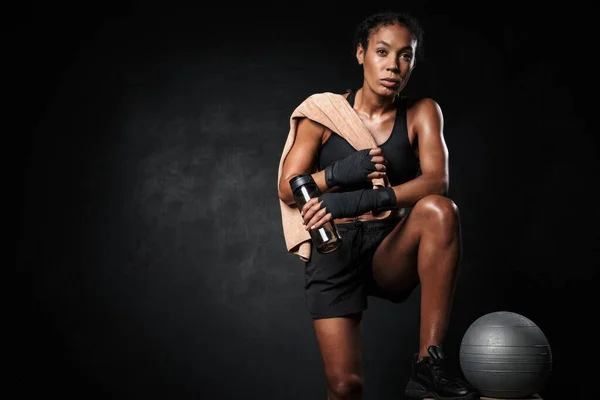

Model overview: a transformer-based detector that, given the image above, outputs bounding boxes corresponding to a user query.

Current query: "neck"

[355,85,397,118]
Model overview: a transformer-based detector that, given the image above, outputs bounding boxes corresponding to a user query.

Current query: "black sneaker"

[405,345,480,400]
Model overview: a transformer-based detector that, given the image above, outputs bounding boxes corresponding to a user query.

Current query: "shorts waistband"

[336,218,401,232]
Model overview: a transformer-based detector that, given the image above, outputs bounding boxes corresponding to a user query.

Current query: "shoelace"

[429,357,470,387]
[429,359,452,383]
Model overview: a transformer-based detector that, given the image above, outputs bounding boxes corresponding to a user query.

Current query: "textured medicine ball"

[459,311,552,398]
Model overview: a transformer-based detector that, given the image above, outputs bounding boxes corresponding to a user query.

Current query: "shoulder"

[404,96,443,127]
[301,87,356,103]
[303,91,349,103]
[295,90,351,133]
[295,94,328,137]
[403,97,444,142]
[404,97,442,117]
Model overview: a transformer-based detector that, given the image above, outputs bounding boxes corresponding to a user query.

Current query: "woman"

[277,10,479,400]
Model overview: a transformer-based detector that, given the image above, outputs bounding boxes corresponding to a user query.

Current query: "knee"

[413,195,459,230]
[327,374,363,399]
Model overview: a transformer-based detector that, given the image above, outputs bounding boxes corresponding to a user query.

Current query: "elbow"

[278,191,293,206]
[435,177,449,197]
[277,187,288,204]
[278,183,296,206]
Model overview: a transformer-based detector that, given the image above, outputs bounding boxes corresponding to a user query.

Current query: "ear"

[356,44,365,65]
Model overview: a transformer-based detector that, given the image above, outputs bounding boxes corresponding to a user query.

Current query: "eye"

[401,53,413,61]
[376,49,388,55]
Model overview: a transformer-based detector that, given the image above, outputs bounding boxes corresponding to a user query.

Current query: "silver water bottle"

[289,173,342,254]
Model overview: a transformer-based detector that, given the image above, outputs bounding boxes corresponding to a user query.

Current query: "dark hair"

[352,10,425,62]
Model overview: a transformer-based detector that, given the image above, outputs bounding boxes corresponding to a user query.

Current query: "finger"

[369,147,382,156]
[375,162,386,172]
[306,206,329,230]
[371,147,385,156]
[302,200,320,223]
[309,212,333,230]
[301,198,318,216]
[307,208,331,230]
[370,155,388,165]
[304,200,323,220]
[367,162,387,172]
[367,171,387,180]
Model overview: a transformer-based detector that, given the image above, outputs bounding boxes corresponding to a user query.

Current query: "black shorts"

[304,218,419,319]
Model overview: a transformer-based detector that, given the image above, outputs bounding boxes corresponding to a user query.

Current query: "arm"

[300,99,449,229]
[278,117,388,206]
[389,97,449,207]
[300,98,449,229]
[278,117,332,206]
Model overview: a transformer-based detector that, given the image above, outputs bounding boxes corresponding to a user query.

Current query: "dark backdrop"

[14,1,598,399]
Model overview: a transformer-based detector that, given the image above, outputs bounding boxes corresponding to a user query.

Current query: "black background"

[13,1,598,399]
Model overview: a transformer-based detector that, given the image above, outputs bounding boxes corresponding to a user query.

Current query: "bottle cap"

[289,173,315,194]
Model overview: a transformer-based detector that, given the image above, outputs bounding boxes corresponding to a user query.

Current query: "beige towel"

[277,92,392,262]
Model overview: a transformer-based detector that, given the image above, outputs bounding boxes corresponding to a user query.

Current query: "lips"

[380,78,400,88]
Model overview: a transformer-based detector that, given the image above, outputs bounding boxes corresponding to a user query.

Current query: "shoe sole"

[405,379,480,400]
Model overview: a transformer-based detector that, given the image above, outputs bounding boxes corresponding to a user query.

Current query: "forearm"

[278,170,339,206]
[389,174,448,208]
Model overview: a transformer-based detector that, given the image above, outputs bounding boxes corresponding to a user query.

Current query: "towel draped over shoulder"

[277,92,394,262]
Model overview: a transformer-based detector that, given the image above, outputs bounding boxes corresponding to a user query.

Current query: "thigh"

[371,212,421,292]
[305,224,368,319]
[313,313,364,385]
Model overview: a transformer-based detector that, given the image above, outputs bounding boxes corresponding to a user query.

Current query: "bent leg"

[313,313,364,400]
[371,195,462,359]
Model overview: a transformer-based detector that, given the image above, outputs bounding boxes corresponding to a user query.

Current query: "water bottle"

[289,173,342,254]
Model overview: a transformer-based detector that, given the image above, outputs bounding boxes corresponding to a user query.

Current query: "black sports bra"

[317,90,420,190]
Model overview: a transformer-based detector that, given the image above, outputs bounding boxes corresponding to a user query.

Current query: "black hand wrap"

[324,149,378,188]
[317,187,397,219]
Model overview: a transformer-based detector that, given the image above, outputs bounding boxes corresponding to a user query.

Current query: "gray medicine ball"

[459,311,552,398]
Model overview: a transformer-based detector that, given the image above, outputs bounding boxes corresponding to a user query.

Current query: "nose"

[386,63,399,73]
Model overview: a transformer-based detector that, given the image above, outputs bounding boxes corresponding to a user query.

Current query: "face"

[356,22,417,98]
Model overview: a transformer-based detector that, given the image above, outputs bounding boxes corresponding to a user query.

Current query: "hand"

[324,148,388,188]
[301,197,334,231]
[301,188,397,230]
